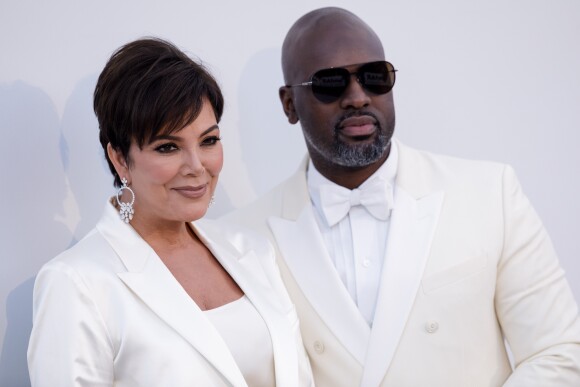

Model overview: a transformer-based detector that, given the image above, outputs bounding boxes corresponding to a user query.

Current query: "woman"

[27,38,313,387]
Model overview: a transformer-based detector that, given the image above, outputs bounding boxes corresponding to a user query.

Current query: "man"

[224,7,580,387]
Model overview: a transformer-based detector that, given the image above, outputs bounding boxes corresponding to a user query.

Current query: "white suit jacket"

[223,140,580,387]
[28,202,314,387]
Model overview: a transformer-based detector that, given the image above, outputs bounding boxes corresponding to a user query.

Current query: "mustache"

[334,111,381,132]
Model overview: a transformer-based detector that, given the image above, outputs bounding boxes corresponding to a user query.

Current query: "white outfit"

[205,295,275,386]
[307,142,398,325]
[28,202,314,387]
[223,139,580,387]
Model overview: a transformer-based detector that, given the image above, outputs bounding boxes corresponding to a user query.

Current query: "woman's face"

[114,100,223,227]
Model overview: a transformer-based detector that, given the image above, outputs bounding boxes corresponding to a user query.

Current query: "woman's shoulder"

[38,224,122,279]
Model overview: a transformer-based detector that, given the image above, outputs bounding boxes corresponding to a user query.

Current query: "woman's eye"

[154,143,178,153]
[202,136,221,146]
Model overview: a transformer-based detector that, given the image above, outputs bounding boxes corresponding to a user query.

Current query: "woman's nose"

[183,149,205,176]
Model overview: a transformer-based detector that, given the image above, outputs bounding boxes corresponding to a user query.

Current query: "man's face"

[282,22,395,173]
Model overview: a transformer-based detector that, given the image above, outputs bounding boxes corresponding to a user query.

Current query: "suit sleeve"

[27,261,114,387]
[495,165,580,386]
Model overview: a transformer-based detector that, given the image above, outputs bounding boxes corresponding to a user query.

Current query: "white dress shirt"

[307,142,398,326]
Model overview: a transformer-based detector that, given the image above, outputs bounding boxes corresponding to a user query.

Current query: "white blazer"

[28,202,314,387]
[223,139,580,387]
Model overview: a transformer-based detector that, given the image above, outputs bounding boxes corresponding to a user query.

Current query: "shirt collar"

[307,140,399,213]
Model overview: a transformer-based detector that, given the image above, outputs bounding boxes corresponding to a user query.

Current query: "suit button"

[425,320,439,333]
[313,340,325,354]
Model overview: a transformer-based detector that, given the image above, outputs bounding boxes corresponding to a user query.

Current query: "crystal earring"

[116,177,135,223]
[208,195,215,207]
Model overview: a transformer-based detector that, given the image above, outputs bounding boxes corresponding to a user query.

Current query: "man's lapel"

[361,181,445,386]
[96,206,247,386]
[269,206,371,365]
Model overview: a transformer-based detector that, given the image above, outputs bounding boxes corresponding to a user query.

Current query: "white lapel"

[268,206,371,365]
[96,204,247,387]
[360,186,444,387]
[193,219,300,387]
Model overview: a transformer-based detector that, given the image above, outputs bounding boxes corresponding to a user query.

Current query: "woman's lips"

[173,184,208,199]
[338,116,377,137]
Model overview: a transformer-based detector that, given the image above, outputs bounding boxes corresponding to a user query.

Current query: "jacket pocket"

[422,254,487,294]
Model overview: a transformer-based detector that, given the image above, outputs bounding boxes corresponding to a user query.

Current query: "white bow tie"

[319,178,394,227]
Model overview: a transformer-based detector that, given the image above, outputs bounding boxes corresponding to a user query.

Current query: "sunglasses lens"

[311,68,350,103]
[306,61,396,103]
[358,61,395,95]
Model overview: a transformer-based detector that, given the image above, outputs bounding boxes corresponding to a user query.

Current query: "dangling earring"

[116,177,135,223]
[208,195,215,208]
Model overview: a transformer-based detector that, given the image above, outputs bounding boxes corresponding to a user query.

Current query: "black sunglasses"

[286,60,397,103]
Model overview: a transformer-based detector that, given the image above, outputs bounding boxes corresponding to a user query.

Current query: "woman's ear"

[107,143,129,180]
[279,86,299,124]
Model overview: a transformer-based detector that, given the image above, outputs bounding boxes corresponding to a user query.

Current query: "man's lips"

[172,184,208,199]
[338,116,377,137]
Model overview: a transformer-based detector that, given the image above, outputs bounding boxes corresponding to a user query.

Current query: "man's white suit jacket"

[223,140,580,387]
[28,202,313,387]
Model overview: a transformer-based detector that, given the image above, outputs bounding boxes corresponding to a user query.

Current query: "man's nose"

[340,73,371,109]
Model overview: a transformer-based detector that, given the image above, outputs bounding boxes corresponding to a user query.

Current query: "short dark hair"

[94,37,224,187]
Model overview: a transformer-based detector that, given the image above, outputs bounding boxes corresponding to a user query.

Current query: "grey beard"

[332,131,390,167]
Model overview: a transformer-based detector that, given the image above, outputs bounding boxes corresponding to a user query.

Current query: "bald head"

[281,7,385,85]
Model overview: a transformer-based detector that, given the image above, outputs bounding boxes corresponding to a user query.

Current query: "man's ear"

[107,143,129,180]
[279,86,299,124]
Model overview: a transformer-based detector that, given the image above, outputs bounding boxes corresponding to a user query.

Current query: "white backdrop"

[1,0,578,385]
